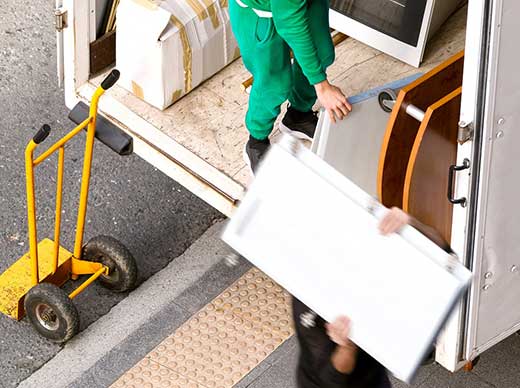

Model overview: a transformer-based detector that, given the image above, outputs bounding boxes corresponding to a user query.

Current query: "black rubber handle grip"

[101,69,120,90]
[33,124,51,144]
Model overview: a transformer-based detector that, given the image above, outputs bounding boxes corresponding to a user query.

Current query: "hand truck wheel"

[378,89,397,113]
[82,235,138,292]
[24,283,80,344]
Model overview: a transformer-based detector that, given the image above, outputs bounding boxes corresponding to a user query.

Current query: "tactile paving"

[111,268,294,388]
[111,358,205,388]
[211,268,293,338]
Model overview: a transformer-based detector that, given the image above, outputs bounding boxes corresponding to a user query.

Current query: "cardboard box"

[117,0,238,110]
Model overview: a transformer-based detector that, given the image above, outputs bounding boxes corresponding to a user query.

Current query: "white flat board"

[312,74,422,197]
[222,137,472,383]
[313,97,388,197]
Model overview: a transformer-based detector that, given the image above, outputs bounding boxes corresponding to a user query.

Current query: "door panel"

[60,0,91,109]
[465,0,520,357]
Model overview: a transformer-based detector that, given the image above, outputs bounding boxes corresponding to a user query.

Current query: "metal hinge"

[55,8,68,32]
[458,120,474,144]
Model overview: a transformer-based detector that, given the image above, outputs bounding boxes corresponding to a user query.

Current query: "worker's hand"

[328,316,358,374]
[378,207,411,235]
[315,80,352,123]
[326,316,355,348]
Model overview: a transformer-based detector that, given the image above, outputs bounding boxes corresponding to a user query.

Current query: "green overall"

[229,0,335,140]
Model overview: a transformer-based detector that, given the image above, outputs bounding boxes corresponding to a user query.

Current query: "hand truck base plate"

[0,239,73,320]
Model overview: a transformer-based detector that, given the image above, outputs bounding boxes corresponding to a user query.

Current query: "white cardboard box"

[116,0,238,110]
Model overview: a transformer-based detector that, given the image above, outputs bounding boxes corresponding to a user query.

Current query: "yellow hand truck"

[0,70,138,343]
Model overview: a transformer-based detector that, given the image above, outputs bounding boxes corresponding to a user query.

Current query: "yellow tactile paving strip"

[111,268,294,388]
[112,358,206,388]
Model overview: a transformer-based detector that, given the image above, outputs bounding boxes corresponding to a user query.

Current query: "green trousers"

[229,0,335,140]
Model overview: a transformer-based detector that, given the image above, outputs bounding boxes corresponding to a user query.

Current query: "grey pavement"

[0,1,221,387]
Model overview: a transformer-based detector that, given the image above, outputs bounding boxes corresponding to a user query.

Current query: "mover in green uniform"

[230,0,352,173]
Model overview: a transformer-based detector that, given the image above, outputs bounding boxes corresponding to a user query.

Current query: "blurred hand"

[326,316,354,347]
[378,207,411,235]
[315,80,352,123]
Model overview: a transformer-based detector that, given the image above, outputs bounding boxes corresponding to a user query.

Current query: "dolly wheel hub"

[35,303,59,331]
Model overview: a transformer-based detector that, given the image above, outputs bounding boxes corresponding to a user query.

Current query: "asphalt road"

[0,2,222,387]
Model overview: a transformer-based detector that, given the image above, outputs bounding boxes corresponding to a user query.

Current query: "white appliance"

[329,0,464,66]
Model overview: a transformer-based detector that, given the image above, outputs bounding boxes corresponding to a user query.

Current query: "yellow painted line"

[111,268,294,387]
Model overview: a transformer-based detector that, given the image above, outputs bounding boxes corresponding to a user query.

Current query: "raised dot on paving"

[110,358,204,388]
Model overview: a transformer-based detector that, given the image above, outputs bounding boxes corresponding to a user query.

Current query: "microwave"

[329,0,464,67]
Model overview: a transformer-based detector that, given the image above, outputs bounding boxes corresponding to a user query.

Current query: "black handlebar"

[101,69,120,90]
[33,124,51,144]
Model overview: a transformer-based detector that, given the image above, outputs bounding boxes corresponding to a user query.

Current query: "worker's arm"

[326,316,358,373]
[271,0,352,122]
[378,207,451,251]
[271,0,325,85]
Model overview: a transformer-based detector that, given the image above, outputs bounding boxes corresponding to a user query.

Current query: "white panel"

[223,137,472,383]
[465,0,520,358]
[311,74,422,197]
[313,98,388,197]
[61,0,90,109]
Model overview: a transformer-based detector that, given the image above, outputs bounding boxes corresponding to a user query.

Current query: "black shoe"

[244,136,270,175]
[280,106,319,141]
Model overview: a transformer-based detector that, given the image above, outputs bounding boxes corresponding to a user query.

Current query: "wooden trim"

[403,88,462,210]
[399,51,464,97]
[403,87,462,242]
[377,51,465,208]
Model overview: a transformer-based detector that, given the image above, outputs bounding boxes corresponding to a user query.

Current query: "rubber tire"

[82,235,138,292]
[24,283,80,344]
[378,89,397,113]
